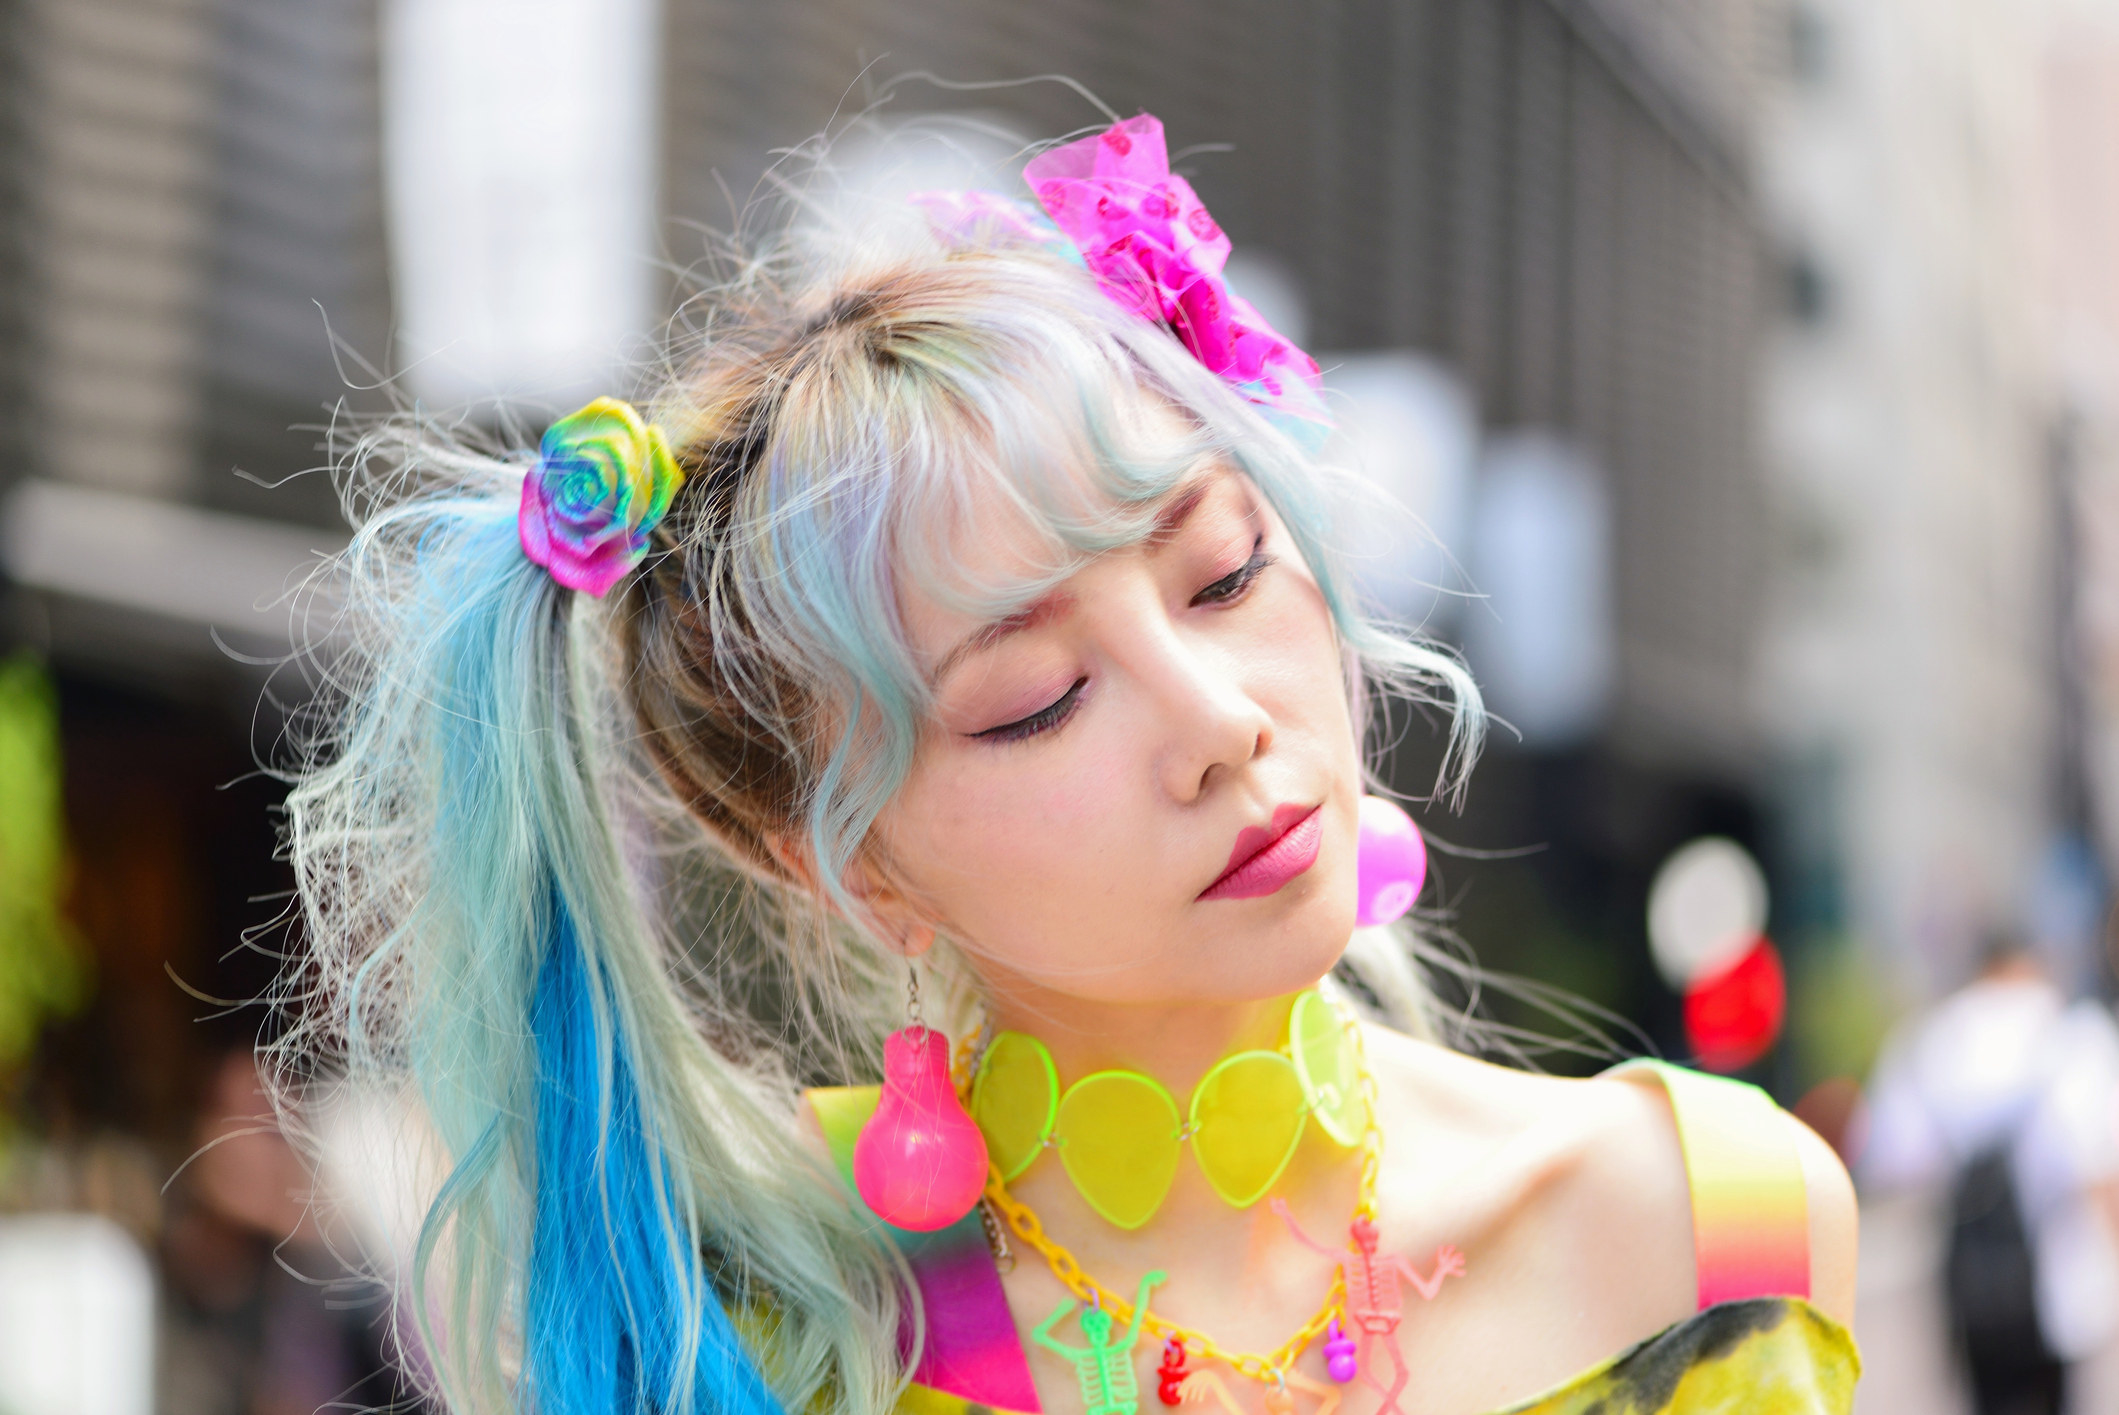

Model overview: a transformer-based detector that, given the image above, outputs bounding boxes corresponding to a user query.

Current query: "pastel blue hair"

[279,197,1481,1415]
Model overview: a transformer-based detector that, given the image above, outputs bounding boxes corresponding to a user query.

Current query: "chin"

[1237,884,1361,1002]
[1295,910,1362,991]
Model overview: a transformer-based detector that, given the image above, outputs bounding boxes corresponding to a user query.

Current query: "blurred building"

[13,0,387,520]
[17,0,216,505]
[2040,1,2119,981]
[1757,0,2119,1000]
[0,2,396,1410]
[1,0,387,1105]
[6,0,382,687]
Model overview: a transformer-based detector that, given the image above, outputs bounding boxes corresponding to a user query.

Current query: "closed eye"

[971,677,1089,743]
[1192,537,1272,607]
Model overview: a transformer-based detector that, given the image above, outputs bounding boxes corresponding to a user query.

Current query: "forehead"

[894,466,1237,694]
[890,391,1213,645]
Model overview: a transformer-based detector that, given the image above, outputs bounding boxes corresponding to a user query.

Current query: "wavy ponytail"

[279,428,903,1415]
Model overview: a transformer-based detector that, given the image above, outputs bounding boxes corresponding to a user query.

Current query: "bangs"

[881,322,1218,625]
[719,249,1300,700]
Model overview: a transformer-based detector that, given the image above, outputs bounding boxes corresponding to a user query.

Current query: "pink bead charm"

[853,1027,989,1232]
[1324,1318,1359,1383]
[1355,795,1428,927]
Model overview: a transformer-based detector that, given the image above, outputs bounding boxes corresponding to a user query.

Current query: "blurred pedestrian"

[1862,937,2119,1415]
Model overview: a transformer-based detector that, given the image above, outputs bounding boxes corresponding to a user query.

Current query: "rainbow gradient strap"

[810,1087,1044,1413]
[1612,1060,1812,1310]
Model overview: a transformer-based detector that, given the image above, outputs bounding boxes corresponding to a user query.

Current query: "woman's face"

[874,415,1363,1013]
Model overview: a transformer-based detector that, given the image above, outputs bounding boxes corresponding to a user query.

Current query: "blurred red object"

[1684,936,1785,1073]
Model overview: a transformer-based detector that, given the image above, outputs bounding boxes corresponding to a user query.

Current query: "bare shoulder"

[1363,1026,1859,1333]
[1362,1026,1699,1347]
[1362,1023,1694,1211]
[1791,1109,1859,1324]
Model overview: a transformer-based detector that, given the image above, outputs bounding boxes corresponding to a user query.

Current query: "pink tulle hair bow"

[1021,114,1332,446]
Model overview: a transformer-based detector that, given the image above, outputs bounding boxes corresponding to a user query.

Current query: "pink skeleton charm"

[1270,1200,1465,1415]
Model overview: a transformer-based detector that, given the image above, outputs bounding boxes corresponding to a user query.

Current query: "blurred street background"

[0,0,2117,1411]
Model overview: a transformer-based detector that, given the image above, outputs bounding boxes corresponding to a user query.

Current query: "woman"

[281,114,1857,1415]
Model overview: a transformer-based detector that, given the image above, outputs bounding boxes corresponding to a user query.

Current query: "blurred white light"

[0,1214,154,1415]
[313,1082,449,1281]
[1317,352,1478,626]
[381,0,662,408]
[1462,432,1612,745]
[1648,837,1770,988]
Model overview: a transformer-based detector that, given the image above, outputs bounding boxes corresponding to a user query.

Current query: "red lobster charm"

[1156,1337,1188,1406]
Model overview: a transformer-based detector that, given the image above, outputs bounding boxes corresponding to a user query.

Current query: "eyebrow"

[1144,480,1210,549]
[929,476,1216,687]
[930,592,1073,687]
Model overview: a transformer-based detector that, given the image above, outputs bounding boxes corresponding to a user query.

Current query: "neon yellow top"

[885,1296,1855,1415]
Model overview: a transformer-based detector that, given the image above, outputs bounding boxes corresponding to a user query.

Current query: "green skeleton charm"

[1030,1270,1167,1415]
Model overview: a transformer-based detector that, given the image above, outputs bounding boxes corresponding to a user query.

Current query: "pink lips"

[1198,803,1324,902]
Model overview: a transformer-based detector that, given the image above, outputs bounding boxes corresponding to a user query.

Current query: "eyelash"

[970,538,1272,744]
[973,677,1089,743]
[1192,538,1273,607]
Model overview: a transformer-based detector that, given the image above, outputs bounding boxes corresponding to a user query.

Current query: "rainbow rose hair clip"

[518,396,685,596]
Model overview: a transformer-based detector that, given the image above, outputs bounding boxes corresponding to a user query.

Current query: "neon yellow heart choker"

[968,989,1369,1229]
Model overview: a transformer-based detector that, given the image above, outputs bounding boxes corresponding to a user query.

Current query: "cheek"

[887,738,1138,901]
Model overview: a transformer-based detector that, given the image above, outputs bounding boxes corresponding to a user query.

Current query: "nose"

[1138,621,1274,804]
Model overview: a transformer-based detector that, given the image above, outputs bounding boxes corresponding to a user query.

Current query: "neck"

[980,981,1309,1096]
[968,973,1367,1288]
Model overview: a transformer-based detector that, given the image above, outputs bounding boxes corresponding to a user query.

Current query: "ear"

[845,853,940,959]
[760,832,822,892]
[768,831,939,958]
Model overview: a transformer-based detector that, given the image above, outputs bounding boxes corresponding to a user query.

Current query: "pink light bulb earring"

[853,970,989,1232]
[1355,795,1428,927]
